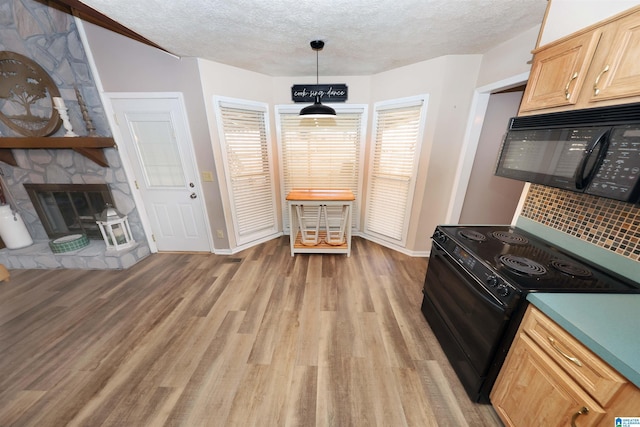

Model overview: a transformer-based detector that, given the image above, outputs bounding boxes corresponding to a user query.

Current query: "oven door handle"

[435,245,507,311]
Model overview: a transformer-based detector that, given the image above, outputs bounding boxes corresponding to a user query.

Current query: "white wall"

[80,15,545,255]
[276,59,485,254]
[477,25,541,87]
[540,0,639,45]
[80,21,230,249]
[458,91,525,224]
[370,55,483,252]
[197,59,276,248]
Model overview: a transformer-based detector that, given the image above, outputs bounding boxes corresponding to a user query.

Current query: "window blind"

[278,111,364,231]
[216,100,278,246]
[365,97,426,244]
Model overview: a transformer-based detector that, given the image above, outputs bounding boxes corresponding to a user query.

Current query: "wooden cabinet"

[491,305,640,427]
[519,6,640,114]
[586,12,640,104]
[519,30,602,112]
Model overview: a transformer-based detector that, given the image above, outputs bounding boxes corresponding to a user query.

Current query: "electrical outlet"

[201,171,214,182]
[216,229,225,238]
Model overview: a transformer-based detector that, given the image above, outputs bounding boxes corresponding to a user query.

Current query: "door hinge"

[134,180,139,189]
[152,234,156,242]
[113,113,119,126]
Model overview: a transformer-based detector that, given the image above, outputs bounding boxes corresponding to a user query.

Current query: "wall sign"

[291,84,348,103]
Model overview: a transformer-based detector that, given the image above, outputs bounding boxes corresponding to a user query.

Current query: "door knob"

[190,192,197,199]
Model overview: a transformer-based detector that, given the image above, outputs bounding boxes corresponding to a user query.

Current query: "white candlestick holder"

[52,97,78,137]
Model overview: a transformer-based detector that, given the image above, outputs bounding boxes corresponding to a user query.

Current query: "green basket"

[49,234,90,253]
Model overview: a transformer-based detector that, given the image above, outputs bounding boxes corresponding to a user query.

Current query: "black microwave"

[495,104,640,204]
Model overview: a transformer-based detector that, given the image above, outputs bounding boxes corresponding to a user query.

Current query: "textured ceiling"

[76,0,548,77]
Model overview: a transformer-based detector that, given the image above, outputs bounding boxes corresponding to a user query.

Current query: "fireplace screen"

[24,184,115,239]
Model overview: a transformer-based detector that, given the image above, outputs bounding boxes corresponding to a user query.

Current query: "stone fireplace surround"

[0,149,150,270]
[24,182,114,240]
[0,0,150,270]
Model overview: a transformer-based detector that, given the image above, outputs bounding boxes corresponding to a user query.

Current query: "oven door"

[421,242,513,401]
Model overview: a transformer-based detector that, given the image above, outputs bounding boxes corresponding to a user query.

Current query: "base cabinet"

[492,333,605,427]
[491,306,640,427]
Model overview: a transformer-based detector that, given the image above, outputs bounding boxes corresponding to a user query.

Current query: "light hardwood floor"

[0,237,503,426]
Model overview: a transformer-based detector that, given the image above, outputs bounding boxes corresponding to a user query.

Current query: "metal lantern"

[96,203,135,251]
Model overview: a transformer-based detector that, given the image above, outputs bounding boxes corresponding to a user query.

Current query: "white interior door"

[110,95,211,252]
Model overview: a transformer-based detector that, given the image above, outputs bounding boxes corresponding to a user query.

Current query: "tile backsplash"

[521,184,640,262]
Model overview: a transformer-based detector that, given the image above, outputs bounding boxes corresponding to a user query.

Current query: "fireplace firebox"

[24,184,115,239]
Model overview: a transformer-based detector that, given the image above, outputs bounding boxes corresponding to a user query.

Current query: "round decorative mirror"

[0,51,62,137]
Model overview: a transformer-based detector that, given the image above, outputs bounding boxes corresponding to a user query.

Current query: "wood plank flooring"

[0,237,503,426]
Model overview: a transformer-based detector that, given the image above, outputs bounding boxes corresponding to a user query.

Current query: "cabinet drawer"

[522,306,626,405]
[492,333,605,427]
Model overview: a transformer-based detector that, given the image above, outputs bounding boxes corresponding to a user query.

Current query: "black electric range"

[437,224,639,297]
[421,224,640,403]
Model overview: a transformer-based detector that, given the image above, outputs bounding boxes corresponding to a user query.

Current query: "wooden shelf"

[0,136,116,167]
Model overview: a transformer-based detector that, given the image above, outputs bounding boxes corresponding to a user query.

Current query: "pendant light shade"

[300,40,336,117]
[300,94,336,116]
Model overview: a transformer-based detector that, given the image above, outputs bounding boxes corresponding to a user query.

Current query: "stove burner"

[550,259,592,278]
[492,231,529,245]
[499,255,547,276]
[458,230,487,242]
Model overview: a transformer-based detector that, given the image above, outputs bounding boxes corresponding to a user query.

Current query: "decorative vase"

[0,204,33,249]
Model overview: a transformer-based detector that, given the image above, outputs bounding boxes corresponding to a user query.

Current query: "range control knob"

[496,284,511,297]
[433,231,447,243]
[486,275,499,287]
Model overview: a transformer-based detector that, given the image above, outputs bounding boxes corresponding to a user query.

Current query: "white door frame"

[445,72,531,226]
[103,92,213,253]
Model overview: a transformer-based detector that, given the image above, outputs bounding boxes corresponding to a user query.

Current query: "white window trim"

[275,103,368,233]
[213,95,279,248]
[363,94,429,247]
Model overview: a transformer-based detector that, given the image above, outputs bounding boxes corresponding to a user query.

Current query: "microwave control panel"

[586,125,640,202]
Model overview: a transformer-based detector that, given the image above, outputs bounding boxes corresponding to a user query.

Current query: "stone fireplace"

[24,183,114,240]
[0,0,151,270]
[0,148,150,270]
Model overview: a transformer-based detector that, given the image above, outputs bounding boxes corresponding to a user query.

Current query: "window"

[276,105,367,231]
[214,97,278,246]
[364,95,428,245]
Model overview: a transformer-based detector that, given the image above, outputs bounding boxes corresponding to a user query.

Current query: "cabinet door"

[588,13,640,103]
[519,31,602,113]
[491,333,605,427]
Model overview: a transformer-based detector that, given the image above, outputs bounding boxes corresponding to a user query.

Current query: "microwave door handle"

[575,129,610,190]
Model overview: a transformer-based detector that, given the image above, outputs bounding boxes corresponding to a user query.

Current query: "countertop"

[286,188,355,201]
[527,293,640,388]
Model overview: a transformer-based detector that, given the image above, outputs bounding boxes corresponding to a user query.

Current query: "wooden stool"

[0,264,9,282]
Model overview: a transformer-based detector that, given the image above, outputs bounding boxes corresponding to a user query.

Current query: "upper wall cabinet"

[519,6,640,115]
[587,12,640,103]
[519,30,602,112]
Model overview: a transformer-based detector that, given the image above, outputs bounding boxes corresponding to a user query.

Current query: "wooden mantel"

[0,137,116,167]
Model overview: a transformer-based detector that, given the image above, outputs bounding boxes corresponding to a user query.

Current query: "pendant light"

[299,40,336,117]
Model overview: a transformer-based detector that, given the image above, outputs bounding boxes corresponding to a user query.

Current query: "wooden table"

[286,189,355,256]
